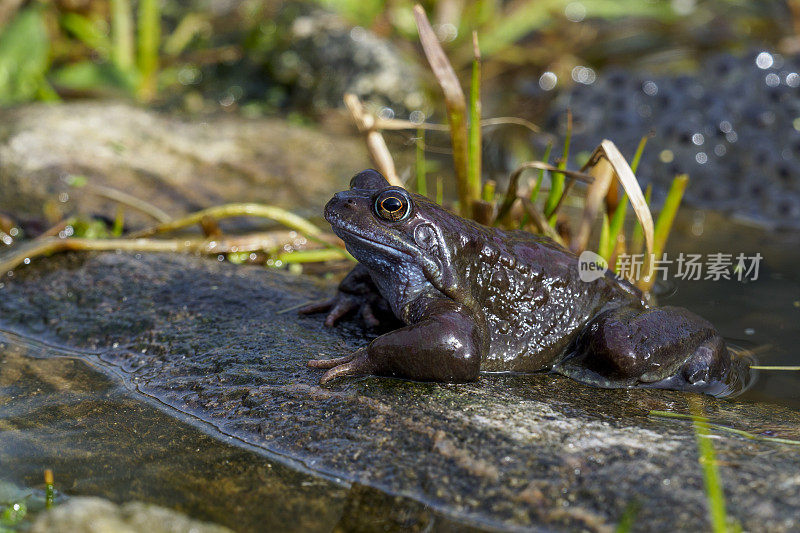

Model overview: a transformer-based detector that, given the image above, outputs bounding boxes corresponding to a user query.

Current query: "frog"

[301,169,750,396]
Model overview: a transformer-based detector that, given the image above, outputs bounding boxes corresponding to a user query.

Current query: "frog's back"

[463,228,642,372]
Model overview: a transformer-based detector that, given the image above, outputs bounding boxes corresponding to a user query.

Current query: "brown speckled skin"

[303,170,746,395]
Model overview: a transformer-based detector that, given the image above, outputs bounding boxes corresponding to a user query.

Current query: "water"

[0,331,483,532]
[656,210,800,409]
[0,209,797,530]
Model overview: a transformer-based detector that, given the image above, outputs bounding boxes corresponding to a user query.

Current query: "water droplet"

[565,2,586,22]
[571,66,595,84]
[765,72,780,87]
[409,110,426,124]
[377,107,395,120]
[695,152,708,164]
[756,51,774,69]
[435,23,457,42]
[786,72,800,87]
[692,133,704,146]
[642,80,658,96]
[671,0,695,15]
[660,150,674,163]
[714,144,727,157]
[539,72,557,91]
[177,65,201,85]
[350,26,367,42]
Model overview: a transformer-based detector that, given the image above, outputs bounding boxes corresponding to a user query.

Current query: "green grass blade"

[413,4,474,218]
[688,400,729,533]
[602,134,649,261]
[277,248,353,264]
[468,32,482,203]
[45,470,54,509]
[650,410,800,446]
[416,127,427,196]
[604,196,627,260]
[482,180,496,202]
[110,0,134,71]
[60,13,111,56]
[653,174,688,258]
[137,0,160,101]
[545,111,571,225]
[531,142,552,205]
[630,133,651,174]
[0,6,51,104]
[615,501,640,533]
[630,184,652,255]
[598,213,612,261]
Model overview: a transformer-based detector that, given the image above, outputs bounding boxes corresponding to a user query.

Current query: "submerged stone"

[1,252,799,531]
[30,497,232,533]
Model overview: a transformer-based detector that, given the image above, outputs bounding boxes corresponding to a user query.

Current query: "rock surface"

[0,102,369,228]
[1,251,799,531]
[162,1,424,114]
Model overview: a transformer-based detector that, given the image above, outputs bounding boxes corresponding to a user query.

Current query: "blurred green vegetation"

[0,0,795,111]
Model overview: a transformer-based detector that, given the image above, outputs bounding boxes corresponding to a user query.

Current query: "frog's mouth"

[330,224,412,260]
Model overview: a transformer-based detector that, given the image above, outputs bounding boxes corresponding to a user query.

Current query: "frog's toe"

[307,352,358,369]
[318,349,373,385]
[297,299,334,315]
[681,344,721,384]
[298,295,361,327]
[360,303,381,328]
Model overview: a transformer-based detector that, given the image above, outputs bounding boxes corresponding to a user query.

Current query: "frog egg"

[761,191,800,225]
[774,159,800,190]
[706,53,741,81]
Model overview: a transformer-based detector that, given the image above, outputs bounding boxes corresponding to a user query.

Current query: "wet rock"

[167,1,424,114]
[547,51,800,228]
[269,6,424,113]
[0,102,368,228]
[1,252,800,531]
[30,497,231,533]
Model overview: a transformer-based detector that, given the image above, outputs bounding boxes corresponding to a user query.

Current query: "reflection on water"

[0,335,477,532]
[0,338,345,531]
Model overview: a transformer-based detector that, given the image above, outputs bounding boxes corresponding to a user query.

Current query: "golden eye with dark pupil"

[376,195,408,221]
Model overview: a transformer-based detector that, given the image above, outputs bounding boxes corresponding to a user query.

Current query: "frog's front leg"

[308,299,488,384]
[298,264,390,327]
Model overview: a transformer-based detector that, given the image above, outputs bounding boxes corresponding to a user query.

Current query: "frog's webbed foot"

[307,349,372,384]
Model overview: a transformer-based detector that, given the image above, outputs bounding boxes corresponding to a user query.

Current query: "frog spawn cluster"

[548,50,800,228]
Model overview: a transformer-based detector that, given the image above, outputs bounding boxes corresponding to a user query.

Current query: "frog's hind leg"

[554,305,749,395]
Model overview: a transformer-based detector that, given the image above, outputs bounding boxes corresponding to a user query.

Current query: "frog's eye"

[375,192,410,221]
